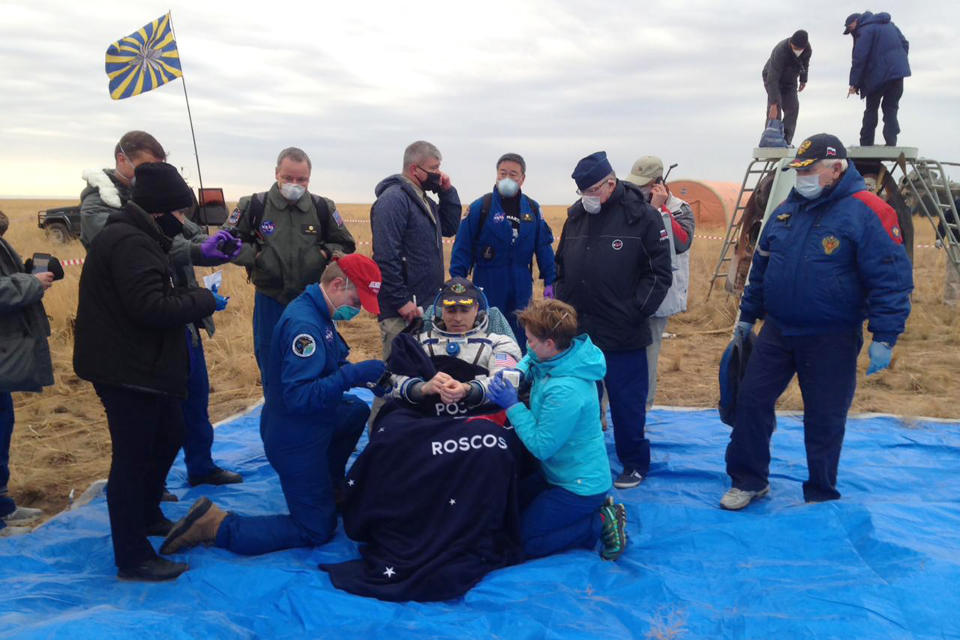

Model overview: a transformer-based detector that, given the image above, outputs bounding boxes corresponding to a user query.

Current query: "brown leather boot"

[159,497,227,555]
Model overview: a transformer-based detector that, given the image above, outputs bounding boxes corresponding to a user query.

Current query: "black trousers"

[861,79,904,146]
[766,84,800,145]
[95,383,184,570]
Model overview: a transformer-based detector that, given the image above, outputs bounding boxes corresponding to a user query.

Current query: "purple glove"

[543,284,555,299]
[201,231,240,261]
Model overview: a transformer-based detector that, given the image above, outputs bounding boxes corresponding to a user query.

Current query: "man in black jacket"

[555,151,672,489]
[74,163,218,582]
[762,30,812,146]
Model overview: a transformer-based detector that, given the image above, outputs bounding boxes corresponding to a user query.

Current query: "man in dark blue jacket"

[722,133,913,511]
[160,255,386,557]
[845,12,911,146]
[450,153,556,345]
[555,151,672,489]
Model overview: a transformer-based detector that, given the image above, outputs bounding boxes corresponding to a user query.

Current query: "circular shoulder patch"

[292,333,317,358]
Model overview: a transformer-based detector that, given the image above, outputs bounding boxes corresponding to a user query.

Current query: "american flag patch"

[495,353,518,367]
[332,209,344,227]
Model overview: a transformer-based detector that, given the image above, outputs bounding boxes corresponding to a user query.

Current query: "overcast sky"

[1,1,958,204]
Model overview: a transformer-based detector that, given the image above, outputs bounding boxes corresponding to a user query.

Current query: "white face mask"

[497,178,519,198]
[794,174,824,199]
[581,196,602,214]
[279,182,306,201]
[792,47,803,57]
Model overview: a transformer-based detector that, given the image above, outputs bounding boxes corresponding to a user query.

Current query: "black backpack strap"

[470,193,495,264]
[310,194,331,242]
[243,192,268,242]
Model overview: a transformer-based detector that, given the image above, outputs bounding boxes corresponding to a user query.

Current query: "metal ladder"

[706,157,779,298]
[902,159,960,278]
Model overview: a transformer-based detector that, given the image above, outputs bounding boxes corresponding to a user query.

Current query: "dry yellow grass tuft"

[1,197,957,519]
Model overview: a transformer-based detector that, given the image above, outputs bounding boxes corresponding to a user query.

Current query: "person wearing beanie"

[449,153,556,350]
[160,256,387,559]
[73,161,219,582]
[79,132,244,495]
[554,151,672,490]
[762,29,812,145]
[844,12,911,146]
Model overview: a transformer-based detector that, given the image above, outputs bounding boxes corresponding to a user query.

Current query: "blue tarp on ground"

[2,391,959,639]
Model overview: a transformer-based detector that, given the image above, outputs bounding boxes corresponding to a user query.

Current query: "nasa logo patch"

[493,213,505,224]
[292,333,316,358]
[611,239,624,251]
[324,328,335,344]
[260,220,276,236]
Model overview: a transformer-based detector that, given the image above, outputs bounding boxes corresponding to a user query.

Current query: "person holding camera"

[74,163,221,581]
[487,299,627,561]
[0,210,57,537]
[160,255,385,558]
[81,131,243,490]
[226,147,357,377]
[624,156,695,409]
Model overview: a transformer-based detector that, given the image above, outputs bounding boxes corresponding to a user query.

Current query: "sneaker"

[188,468,243,487]
[2,506,43,525]
[613,469,644,489]
[599,497,628,561]
[720,485,770,511]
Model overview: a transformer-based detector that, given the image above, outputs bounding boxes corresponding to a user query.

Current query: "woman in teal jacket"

[488,299,627,561]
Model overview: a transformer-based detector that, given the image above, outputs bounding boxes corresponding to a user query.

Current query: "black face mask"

[420,169,442,193]
[155,211,184,238]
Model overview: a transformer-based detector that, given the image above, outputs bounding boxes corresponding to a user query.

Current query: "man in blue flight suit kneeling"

[160,255,386,555]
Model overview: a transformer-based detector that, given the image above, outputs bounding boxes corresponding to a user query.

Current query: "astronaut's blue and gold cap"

[786,133,847,169]
[439,277,481,307]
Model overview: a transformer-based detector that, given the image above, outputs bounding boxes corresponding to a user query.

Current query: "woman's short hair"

[516,299,578,350]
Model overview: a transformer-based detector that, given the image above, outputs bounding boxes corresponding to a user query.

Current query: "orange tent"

[667,180,740,229]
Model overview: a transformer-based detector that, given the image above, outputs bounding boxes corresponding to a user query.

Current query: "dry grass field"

[1,197,957,522]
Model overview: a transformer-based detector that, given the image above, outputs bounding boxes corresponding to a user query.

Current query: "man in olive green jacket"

[226,147,356,375]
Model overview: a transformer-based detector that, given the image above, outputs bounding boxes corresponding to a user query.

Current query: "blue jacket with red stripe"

[739,163,912,345]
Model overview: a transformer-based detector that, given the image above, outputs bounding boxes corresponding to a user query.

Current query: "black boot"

[117,557,187,582]
[188,468,243,487]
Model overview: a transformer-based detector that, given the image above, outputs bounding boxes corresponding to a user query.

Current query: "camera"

[217,231,240,256]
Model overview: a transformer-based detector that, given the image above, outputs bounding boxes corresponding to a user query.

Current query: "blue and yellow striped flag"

[105,13,182,100]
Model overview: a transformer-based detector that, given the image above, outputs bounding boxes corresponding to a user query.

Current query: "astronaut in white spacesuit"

[386,277,522,418]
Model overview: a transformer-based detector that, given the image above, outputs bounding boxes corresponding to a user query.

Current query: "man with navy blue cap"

[554,151,672,489]
[722,133,913,510]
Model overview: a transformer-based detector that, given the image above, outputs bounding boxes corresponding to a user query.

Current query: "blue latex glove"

[866,341,892,375]
[734,320,754,340]
[341,359,387,389]
[211,284,229,311]
[487,372,519,409]
[543,284,555,299]
[200,231,235,261]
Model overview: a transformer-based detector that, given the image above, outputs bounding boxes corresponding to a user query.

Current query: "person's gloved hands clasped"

[487,372,519,409]
[734,320,754,340]
[341,359,387,389]
[866,341,892,375]
[211,284,229,311]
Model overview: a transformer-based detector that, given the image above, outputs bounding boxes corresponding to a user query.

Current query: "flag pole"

[167,11,204,196]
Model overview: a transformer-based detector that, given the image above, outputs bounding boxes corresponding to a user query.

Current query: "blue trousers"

[182,327,217,479]
[725,321,861,502]
[252,292,287,377]
[0,393,16,519]
[215,395,369,555]
[519,473,605,558]
[602,348,650,474]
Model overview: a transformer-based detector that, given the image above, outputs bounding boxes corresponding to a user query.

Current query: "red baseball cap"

[336,254,381,315]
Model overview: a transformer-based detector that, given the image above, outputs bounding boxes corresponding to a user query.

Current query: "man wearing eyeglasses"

[228,147,356,377]
[370,141,461,420]
[554,151,672,489]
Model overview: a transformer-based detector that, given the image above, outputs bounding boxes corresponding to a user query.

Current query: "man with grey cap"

[625,156,695,409]
[554,151,672,489]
